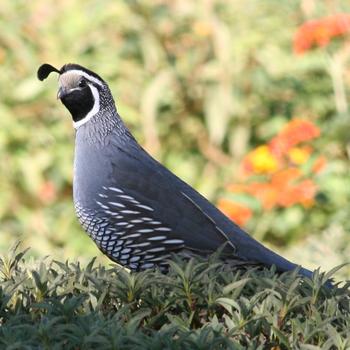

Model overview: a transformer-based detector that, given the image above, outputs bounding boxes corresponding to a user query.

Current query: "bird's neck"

[75,108,134,146]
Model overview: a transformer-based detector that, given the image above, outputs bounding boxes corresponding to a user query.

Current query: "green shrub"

[1,244,349,349]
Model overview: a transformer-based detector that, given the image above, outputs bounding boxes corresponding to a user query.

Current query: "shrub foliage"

[1,245,349,349]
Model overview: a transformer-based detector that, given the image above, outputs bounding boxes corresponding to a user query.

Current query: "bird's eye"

[78,79,87,88]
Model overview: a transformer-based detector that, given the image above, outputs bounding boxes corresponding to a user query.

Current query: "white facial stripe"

[73,84,100,129]
[68,87,80,93]
[61,69,104,87]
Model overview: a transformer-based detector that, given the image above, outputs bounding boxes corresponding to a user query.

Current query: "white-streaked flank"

[108,201,125,208]
[146,247,166,253]
[155,227,171,232]
[136,229,154,233]
[147,236,166,241]
[108,187,124,193]
[164,239,184,244]
[150,221,161,225]
[136,204,154,211]
[96,201,108,209]
[120,210,140,215]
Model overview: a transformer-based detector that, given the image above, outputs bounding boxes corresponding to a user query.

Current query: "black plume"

[37,64,61,81]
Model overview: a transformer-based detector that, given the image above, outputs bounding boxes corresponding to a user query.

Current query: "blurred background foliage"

[0,0,350,278]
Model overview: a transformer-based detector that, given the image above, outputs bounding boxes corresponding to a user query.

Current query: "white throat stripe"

[61,70,104,87]
[73,84,100,129]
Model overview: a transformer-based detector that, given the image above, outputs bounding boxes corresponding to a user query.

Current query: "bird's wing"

[102,141,246,260]
[103,140,305,274]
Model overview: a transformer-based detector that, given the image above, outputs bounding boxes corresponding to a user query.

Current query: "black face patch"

[60,86,95,123]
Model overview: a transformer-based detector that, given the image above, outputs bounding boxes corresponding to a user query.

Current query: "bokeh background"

[1,0,350,278]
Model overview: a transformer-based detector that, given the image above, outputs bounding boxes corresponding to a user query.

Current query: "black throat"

[61,87,95,123]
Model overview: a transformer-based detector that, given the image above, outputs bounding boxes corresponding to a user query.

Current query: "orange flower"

[269,119,320,156]
[258,168,316,209]
[271,168,301,187]
[296,180,317,207]
[278,179,317,208]
[271,168,302,208]
[312,156,327,173]
[38,181,57,204]
[243,145,279,174]
[228,182,279,210]
[249,182,279,210]
[294,14,350,54]
[217,199,252,226]
[312,156,327,174]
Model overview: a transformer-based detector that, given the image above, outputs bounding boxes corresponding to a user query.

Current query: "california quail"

[37,63,313,278]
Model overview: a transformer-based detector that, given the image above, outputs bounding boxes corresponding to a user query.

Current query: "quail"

[37,63,314,278]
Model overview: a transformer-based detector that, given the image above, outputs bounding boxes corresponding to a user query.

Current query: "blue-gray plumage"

[37,63,314,279]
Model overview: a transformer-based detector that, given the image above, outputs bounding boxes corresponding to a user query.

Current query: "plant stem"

[327,50,349,117]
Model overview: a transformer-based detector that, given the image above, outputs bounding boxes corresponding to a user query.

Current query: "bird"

[37,62,314,278]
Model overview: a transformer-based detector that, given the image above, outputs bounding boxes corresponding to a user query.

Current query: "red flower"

[294,14,350,54]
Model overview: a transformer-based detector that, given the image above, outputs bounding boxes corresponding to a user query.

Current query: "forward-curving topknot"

[37,64,61,81]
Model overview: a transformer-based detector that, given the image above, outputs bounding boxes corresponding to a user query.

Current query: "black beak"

[57,87,67,100]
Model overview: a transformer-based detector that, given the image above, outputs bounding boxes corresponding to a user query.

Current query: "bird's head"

[37,63,112,129]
